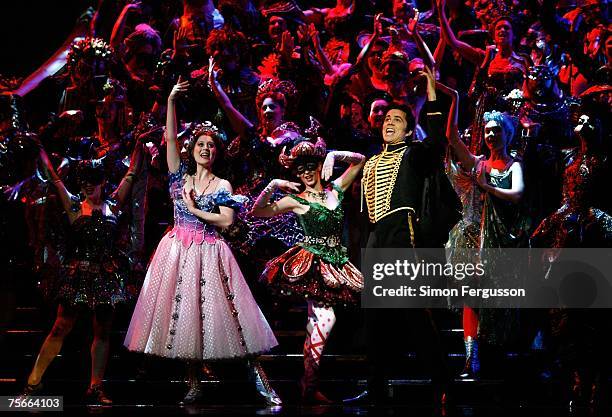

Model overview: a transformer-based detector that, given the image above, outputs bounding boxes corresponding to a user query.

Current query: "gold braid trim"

[362,146,407,223]
[407,211,416,248]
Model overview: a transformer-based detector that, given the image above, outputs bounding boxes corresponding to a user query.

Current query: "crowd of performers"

[0,0,610,410]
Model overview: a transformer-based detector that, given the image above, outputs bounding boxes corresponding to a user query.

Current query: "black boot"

[18,382,43,401]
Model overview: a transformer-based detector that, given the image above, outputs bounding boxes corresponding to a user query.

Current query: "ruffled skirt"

[124,232,278,360]
[260,245,363,306]
[531,206,612,248]
[40,257,129,310]
[226,186,304,255]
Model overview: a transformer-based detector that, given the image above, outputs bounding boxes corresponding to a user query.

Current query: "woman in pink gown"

[124,77,280,405]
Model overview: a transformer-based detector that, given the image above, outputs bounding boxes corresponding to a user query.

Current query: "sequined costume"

[261,183,364,306]
[40,200,129,309]
[226,126,304,255]
[447,157,531,346]
[531,151,612,247]
[445,157,484,255]
[530,143,612,407]
[124,161,278,360]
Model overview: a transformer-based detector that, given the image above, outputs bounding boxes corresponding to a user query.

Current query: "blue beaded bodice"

[168,161,247,246]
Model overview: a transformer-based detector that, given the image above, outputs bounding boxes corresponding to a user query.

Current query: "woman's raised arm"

[166,76,189,173]
[436,0,485,66]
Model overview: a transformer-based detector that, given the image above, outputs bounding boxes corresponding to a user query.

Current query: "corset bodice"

[168,162,247,247]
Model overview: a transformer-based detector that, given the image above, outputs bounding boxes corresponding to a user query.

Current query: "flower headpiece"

[278,137,327,169]
[256,79,298,113]
[277,117,327,169]
[67,37,115,76]
[189,121,225,143]
[74,158,106,185]
[472,0,517,32]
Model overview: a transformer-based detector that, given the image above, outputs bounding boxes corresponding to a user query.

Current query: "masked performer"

[61,38,119,131]
[20,140,144,405]
[252,139,365,403]
[124,78,280,405]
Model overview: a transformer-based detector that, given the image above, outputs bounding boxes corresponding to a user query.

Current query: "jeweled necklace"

[192,174,216,195]
[305,188,327,202]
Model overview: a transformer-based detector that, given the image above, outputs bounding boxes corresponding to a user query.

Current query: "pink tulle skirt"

[124,232,278,360]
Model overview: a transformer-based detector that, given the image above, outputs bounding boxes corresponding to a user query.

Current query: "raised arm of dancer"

[110,2,141,52]
[208,57,254,139]
[408,13,436,71]
[355,13,384,72]
[433,34,446,74]
[181,179,236,228]
[166,76,189,173]
[436,0,484,66]
[250,180,302,218]
[436,81,477,171]
[38,147,77,220]
[301,23,334,76]
[321,151,366,191]
[112,142,144,207]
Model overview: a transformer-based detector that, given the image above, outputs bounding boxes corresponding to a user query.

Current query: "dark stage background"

[0,1,87,76]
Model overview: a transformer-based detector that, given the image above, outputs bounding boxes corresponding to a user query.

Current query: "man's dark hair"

[384,104,415,137]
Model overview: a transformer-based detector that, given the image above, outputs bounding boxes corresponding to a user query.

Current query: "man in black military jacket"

[349,77,462,405]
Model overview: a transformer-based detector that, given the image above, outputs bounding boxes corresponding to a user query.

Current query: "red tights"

[463,306,479,339]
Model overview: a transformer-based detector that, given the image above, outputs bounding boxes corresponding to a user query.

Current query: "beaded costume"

[447,157,531,346]
[40,200,129,309]
[261,183,363,306]
[532,151,612,247]
[469,46,530,154]
[226,124,305,255]
[124,161,278,360]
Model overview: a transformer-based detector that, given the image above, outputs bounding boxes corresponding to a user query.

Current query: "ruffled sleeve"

[211,189,249,212]
[69,194,82,213]
[168,160,188,187]
[104,197,121,217]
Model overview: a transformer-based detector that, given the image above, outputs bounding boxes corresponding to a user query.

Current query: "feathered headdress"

[278,137,327,169]
[277,117,327,169]
[66,37,115,77]
[256,79,298,114]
